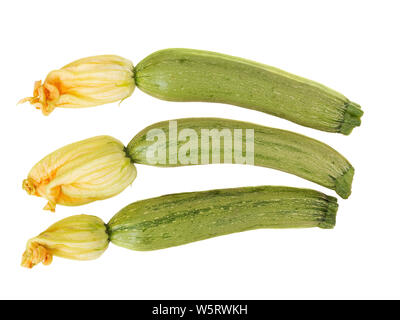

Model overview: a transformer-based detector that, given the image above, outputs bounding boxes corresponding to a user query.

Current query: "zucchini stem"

[339,101,364,135]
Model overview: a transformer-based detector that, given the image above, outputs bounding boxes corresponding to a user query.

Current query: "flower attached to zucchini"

[22,136,137,211]
[19,55,135,115]
[21,215,109,268]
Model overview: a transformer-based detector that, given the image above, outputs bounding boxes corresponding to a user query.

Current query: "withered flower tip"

[22,135,137,211]
[22,215,109,268]
[18,55,135,115]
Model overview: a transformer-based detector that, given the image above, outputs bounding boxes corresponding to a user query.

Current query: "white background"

[0,0,399,300]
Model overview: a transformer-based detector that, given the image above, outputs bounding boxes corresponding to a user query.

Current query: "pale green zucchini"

[127,118,354,199]
[22,186,338,268]
[108,186,338,251]
[135,48,363,135]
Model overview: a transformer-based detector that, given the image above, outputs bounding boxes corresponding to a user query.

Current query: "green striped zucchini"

[22,186,337,268]
[127,118,354,199]
[135,48,363,134]
[108,186,337,251]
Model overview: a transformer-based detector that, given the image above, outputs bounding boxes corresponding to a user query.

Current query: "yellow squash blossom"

[22,215,109,268]
[23,136,137,211]
[19,55,135,115]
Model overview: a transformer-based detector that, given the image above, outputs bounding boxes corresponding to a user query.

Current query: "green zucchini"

[135,48,363,135]
[22,185,338,268]
[108,186,337,251]
[127,118,354,199]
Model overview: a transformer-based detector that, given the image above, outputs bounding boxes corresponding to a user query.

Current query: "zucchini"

[108,186,337,251]
[135,48,363,134]
[22,186,338,267]
[127,118,354,199]
[22,118,354,211]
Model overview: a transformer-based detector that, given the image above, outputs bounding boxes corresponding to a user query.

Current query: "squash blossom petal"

[22,215,109,268]
[18,55,135,115]
[22,136,137,211]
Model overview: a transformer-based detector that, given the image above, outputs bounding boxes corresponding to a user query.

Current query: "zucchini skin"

[127,118,354,199]
[108,186,337,251]
[135,48,363,135]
